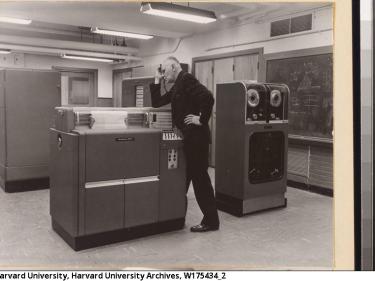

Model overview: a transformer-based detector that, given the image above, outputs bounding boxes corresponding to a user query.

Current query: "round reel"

[247,89,260,108]
[270,89,282,107]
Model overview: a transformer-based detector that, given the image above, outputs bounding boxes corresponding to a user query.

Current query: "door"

[194,52,260,166]
[84,184,125,234]
[113,70,132,107]
[195,61,215,165]
[234,54,259,81]
[124,180,159,227]
[212,58,234,166]
[195,61,213,92]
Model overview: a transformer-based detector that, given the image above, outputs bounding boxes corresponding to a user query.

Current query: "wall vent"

[270,14,312,37]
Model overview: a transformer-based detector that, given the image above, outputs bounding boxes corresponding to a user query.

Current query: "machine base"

[52,218,186,251]
[216,192,287,217]
[1,177,49,193]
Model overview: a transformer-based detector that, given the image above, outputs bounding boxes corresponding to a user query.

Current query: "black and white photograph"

[0,0,363,271]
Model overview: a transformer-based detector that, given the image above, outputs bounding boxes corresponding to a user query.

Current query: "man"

[149,56,220,232]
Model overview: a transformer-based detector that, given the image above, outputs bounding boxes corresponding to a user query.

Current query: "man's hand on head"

[154,69,164,84]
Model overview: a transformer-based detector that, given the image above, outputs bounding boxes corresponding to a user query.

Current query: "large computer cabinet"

[215,81,289,216]
[50,107,186,250]
[0,69,60,192]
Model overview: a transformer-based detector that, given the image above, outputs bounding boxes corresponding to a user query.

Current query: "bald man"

[149,56,220,232]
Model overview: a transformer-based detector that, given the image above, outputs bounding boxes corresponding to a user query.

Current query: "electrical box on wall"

[0,53,25,67]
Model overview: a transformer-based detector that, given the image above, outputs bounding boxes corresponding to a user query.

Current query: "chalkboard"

[266,54,333,139]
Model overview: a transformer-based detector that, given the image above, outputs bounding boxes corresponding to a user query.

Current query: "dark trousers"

[183,134,219,228]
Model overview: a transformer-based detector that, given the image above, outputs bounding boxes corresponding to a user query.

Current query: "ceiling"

[0,1,331,38]
[0,1,331,62]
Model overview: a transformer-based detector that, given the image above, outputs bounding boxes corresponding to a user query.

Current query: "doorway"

[55,67,97,106]
[193,49,263,166]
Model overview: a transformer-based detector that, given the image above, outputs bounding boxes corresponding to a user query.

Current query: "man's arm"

[183,75,214,126]
[149,83,172,108]
[197,86,214,126]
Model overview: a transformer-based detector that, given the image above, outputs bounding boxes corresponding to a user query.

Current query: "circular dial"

[270,89,282,107]
[247,89,260,107]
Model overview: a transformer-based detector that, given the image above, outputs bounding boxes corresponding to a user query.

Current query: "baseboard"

[1,177,49,193]
[52,218,186,251]
[287,180,333,197]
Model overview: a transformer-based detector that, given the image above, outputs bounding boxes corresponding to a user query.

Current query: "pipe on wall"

[205,28,333,52]
[0,43,142,62]
[0,34,138,55]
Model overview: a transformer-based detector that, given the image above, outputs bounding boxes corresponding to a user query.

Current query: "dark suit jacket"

[149,71,214,143]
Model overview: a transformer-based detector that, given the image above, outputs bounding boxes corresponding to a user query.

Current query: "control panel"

[167,149,178,169]
[245,83,289,123]
[245,84,267,122]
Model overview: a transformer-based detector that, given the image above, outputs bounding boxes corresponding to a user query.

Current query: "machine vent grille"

[126,113,147,127]
[75,112,91,126]
[149,112,173,130]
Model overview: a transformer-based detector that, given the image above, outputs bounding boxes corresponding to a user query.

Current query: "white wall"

[133,6,333,77]
[0,53,113,98]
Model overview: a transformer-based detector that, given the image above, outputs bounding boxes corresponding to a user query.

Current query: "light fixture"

[140,2,217,24]
[91,27,153,40]
[0,49,11,54]
[0,16,32,25]
[62,54,114,63]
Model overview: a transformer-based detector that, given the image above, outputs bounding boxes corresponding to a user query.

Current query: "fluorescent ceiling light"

[0,49,11,54]
[62,54,114,63]
[140,2,217,24]
[91,27,153,40]
[0,16,32,25]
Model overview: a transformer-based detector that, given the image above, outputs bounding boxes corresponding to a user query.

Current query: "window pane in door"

[60,71,94,106]
[69,77,89,104]
[234,54,259,81]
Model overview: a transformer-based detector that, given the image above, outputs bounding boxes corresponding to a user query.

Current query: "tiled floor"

[0,169,332,270]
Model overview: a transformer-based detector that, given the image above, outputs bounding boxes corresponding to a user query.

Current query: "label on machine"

[162,130,182,141]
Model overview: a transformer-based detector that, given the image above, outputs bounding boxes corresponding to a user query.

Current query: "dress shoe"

[190,224,219,232]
